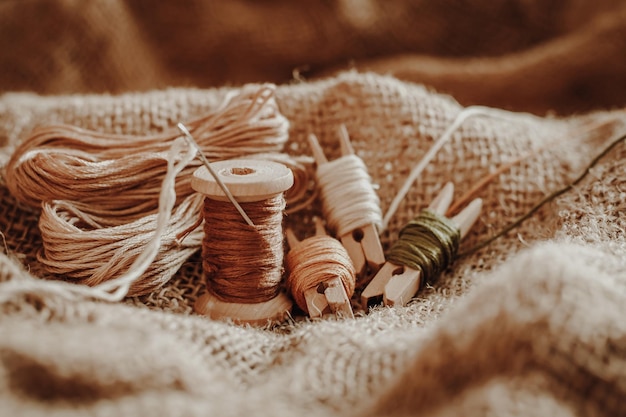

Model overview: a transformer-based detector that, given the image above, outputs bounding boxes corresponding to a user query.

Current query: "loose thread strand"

[459,132,626,257]
[446,118,622,216]
[382,105,540,231]
[446,146,552,217]
[94,137,197,299]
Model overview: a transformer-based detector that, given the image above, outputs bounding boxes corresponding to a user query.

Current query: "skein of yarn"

[5,86,289,224]
[2,86,314,296]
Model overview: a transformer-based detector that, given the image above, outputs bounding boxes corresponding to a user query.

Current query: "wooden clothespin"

[308,125,385,277]
[286,218,355,319]
[361,182,482,308]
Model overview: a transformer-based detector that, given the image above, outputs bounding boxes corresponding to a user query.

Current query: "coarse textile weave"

[0,0,626,416]
[2,72,625,417]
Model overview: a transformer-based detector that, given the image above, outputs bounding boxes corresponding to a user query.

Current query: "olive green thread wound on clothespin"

[361,182,482,308]
[386,210,460,288]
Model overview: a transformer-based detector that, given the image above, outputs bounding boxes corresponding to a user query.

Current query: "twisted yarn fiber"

[316,154,383,237]
[2,86,306,296]
[201,196,286,304]
[285,235,356,313]
[5,86,289,224]
[387,210,461,288]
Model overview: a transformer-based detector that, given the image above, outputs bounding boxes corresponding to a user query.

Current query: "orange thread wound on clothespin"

[285,218,356,319]
[308,125,385,278]
[362,182,482,308]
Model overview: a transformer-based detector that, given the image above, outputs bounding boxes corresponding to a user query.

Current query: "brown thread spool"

[285,218,356,319]
[191,159,294,326]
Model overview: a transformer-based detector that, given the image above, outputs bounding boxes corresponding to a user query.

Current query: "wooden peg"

[307,133,328,165]
[382,197,483,307]
[191,159,294,326]
[286,218,355,319]
[361,184,454,308]
[361,182,483,309]
[451,198,483,238]
[322,277,354,318]
[428,182,454,215]
[360,261,403,308]
[303,284,331,318]
[382,268,422,307]
[337,124,356,156]
[308,127,385,277]
[340,224,385,278]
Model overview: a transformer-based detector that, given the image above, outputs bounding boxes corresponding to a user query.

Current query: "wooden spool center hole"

[230,167,255,176]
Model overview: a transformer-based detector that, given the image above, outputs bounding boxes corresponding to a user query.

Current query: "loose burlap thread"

[1,72,626,416]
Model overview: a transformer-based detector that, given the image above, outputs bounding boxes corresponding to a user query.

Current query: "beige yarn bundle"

[6,86,289,222]
[4,85,312,296]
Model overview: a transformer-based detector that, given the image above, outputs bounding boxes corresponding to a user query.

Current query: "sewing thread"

[316,154,382,237]
[387,210,461,287]
[5,86,289,224]
[459,130,626,257]
[201,196,286,303]
[285,235,356,313]
[2,87,313,296]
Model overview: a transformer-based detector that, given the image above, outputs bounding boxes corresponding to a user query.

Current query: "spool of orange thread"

[191,159,294,326]
[285,218,356,319]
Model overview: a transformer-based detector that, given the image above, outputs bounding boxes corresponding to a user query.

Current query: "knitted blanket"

[1,1,625,416]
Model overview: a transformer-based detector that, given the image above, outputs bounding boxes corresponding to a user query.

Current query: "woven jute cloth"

[1,72,625,416]
[0,1,626,416]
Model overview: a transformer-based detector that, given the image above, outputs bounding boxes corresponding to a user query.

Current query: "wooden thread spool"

[285,218,356,319]
[191,159,294,326]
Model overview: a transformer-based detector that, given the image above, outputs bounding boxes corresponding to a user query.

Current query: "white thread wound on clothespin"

[316,154,383,237]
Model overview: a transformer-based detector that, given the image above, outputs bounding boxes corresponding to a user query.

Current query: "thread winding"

[1,86,314,296]
[38,194,203,293]
[316,154,383,237]
[387,210,460,287]
[202,195,286,304]
[5,86,289,223]
[285,235,356,313]
[1,136,197,302]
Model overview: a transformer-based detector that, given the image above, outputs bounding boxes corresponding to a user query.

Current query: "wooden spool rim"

[191,159,294,202]
[194,291,293,326]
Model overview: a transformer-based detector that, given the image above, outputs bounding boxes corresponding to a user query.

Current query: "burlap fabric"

[1,1,626,416]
